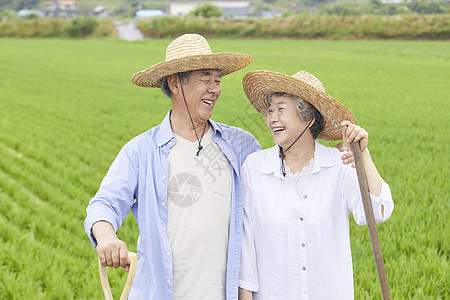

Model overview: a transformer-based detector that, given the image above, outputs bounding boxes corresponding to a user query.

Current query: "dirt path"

[114,21,144,41]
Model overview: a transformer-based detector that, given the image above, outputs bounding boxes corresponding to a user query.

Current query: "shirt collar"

[260,140,337,178]
[311,140,337,173]
[260,145,285,178]
[209,119,226,141]
[157,110,175,147]
[157,110,225,147]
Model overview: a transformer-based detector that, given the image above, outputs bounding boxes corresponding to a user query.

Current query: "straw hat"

[243,70,356,141]
[131,34,253,87]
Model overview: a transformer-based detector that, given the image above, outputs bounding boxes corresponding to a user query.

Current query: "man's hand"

[335,142,355,167]
[93,221,130,272]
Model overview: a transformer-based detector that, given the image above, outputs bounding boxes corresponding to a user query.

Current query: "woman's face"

[266,95,310,148]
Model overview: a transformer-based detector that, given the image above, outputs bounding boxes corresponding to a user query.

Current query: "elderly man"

[85,34,352,300]
[85,34,259,300]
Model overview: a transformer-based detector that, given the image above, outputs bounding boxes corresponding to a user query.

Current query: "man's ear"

[167,74,180,95]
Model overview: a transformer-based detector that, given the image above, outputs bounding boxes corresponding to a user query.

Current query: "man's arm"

[92,221,130,272]
[85,144,138,272]
[238,288,253,300]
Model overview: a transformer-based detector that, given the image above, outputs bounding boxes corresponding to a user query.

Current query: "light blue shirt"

[84,110,261,300]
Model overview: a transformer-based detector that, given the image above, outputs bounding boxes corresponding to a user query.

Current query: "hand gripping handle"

[99,252,139,300]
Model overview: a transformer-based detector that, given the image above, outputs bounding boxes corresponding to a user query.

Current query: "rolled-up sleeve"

[84,146,138,247]
[345,167,394,226]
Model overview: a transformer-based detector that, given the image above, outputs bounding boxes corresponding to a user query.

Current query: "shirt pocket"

[212,157,232,197]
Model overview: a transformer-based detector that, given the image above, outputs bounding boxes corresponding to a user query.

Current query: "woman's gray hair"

[268,92,324,139]
[161,71,191,98]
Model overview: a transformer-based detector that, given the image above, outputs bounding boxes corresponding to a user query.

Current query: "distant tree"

[189,3,223,18]
[370,0,383,9]
[0,8,18,20]
[16,0,41,10]
[281,10,294,17]
[408,0,446,14]
[64,17,98,38]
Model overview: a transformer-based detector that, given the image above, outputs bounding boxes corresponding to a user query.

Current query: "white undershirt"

[167,127,232,300]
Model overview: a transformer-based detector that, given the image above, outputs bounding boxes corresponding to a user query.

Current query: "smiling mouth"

[272,127,285,133]
[202,99,213,105]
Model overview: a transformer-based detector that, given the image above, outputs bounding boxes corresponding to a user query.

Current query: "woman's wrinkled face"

[266,95,309,148]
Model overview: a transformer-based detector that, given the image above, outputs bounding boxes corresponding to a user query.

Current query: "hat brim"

[132,52,253,87]
[243,70,355,141]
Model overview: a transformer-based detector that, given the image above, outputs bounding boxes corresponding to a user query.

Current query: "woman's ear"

[167,74,180,95]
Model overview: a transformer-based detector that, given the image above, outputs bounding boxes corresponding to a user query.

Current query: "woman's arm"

[341,121,382,197]
[341,121,393,222]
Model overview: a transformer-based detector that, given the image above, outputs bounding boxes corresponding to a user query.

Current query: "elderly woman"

[238,70,394,300]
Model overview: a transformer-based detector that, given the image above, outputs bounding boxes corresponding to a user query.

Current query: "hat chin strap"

[178,73,208,156]
[279,117,314,177]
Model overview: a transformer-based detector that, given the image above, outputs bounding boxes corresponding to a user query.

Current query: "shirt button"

[162,202,166,206]
[299,217,304,222]
[162,176,166,179]
[303,195,307,199]
[301,243,306,247]
[162,227,166,232]
[302,266,307,271]
[167,279,171,283]
[166,252,170,256]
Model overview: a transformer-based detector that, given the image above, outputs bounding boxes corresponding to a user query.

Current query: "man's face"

[180,69,222,123]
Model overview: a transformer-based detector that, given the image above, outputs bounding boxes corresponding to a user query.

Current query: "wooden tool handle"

[350,142,391,300]
[99,252,139,300]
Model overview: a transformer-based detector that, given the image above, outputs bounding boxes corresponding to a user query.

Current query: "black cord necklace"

[178,73,208,156]
[279,118,314,177]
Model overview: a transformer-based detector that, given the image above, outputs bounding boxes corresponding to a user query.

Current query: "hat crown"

[292,71,326,94]
[165,34,213,62]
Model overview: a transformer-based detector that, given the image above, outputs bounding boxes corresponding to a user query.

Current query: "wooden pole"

[99,252,139,300]
[350,142,391,300]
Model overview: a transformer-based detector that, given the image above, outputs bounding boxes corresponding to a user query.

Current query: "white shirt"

[167,127,232,300]
[239,141,394,300]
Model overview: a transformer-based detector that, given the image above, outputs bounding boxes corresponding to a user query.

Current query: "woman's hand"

[341,121,368,153]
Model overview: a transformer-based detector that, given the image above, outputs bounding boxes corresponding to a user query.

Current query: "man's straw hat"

[243,70,356,141]
[132,34,253,87]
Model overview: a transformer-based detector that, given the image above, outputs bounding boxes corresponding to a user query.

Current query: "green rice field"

[0,38,448,299]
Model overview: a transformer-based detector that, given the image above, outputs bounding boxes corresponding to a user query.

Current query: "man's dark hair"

[161,71,191,98]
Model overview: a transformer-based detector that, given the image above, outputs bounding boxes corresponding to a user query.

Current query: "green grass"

[0,38,449,299]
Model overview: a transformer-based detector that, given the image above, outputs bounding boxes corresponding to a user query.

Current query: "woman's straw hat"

[243,70,355,141]
[131,34,253,87]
